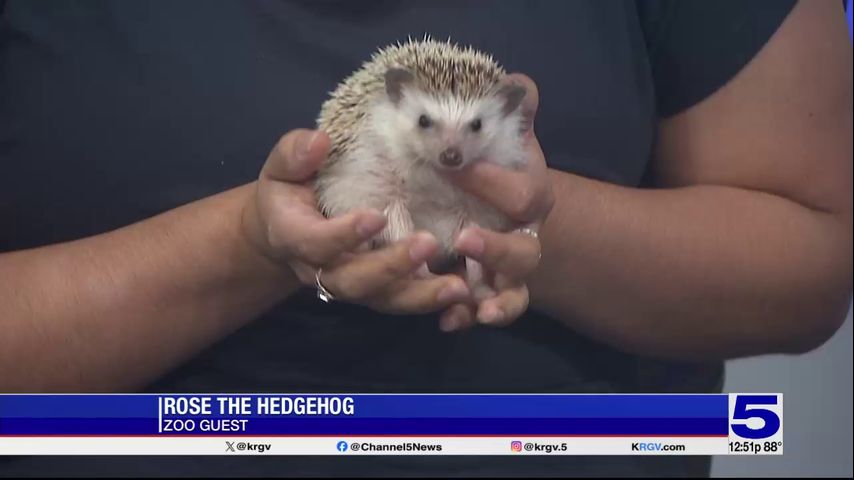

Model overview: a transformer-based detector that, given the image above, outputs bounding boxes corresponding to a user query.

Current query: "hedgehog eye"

[470,118,482,132]
[418,114,432,129]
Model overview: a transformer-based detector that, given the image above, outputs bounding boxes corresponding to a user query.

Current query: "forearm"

[0,184,297,392]
[529,170,852,360]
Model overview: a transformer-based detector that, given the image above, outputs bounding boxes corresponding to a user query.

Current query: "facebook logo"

[336,441,348,452]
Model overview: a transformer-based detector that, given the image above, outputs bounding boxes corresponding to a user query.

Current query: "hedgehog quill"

[315,38,528,299]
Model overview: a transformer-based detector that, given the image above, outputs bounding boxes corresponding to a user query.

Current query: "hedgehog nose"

[439,147,462,168]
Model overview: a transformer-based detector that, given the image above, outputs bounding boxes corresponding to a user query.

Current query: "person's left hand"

[439,73,554,332]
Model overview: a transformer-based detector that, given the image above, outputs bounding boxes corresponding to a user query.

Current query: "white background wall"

[713,304,853,477]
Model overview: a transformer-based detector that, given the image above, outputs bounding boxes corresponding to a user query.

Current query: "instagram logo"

[511,441,523,452]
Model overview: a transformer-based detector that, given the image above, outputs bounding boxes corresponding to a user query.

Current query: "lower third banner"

[0,394,783,455]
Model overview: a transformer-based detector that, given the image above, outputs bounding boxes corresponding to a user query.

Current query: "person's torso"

[1,1,718,475]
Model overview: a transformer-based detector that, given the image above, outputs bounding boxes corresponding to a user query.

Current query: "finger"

[476,283,529,327]
[263,186,387,266]
[439,303,477,332]
[286,208,387,266]
[370,274,472,315]
[322,232,467,302]
[261,129,331,183]
[454,226,541,278]
[444,139,549,222]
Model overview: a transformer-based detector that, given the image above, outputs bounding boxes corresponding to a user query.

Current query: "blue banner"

[0,394,729,436]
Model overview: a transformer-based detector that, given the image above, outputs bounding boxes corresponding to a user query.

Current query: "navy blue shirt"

[0,0,795,476]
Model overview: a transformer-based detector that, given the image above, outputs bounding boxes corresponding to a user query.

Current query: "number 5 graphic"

[731,395,781,439]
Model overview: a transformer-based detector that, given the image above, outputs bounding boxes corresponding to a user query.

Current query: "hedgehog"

[315,38,527,299]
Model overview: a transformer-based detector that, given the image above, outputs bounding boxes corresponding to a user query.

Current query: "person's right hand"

[241,129,471,314]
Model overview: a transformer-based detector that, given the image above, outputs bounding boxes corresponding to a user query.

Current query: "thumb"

[261,129,331,183]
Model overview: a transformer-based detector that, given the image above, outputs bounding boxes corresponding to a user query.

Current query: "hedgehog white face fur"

[369,67,526,171]
[315,38,529,295]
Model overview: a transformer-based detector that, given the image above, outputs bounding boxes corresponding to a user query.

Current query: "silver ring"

[315,268,335,303]
[516,227,539,239]
[515,227,542,260]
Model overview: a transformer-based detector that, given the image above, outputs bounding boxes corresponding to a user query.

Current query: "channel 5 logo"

[510,441,523,452]
[729,394,783,440]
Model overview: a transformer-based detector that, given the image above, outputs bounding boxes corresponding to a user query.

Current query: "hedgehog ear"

[497,84,526,116]
[385,68,415,104]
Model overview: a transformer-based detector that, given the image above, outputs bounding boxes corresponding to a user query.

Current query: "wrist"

[234,183,302,295]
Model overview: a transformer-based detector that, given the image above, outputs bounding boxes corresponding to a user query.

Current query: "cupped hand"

[242,129,472,314]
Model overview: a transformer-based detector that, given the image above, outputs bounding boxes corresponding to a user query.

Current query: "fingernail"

[409,233,437,262]
[296,131,319,161]
[437,281,470,303]
[455,229,484,257]
[478,305,504,324]
[356,211,386,238]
